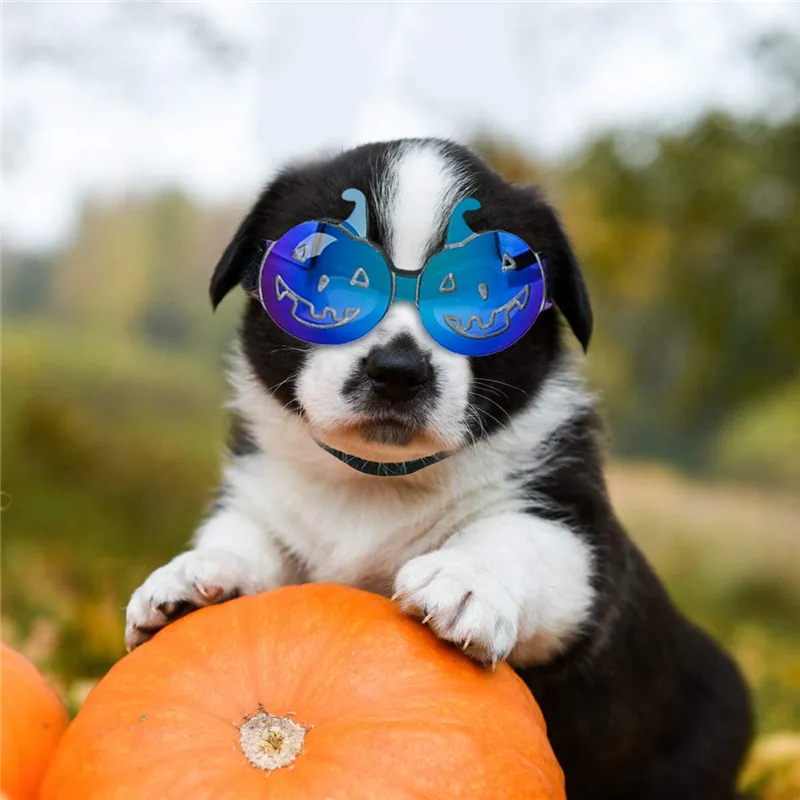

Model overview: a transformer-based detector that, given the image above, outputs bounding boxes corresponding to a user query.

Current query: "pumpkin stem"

[239,709,307,771]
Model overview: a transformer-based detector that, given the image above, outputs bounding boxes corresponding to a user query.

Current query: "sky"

[2,1,798,253]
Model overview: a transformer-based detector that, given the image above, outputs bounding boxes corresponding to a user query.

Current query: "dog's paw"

[394,550,519,667]
[125,550,255,651]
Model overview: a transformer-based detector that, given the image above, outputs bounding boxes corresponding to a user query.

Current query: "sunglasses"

[242,189,551,357]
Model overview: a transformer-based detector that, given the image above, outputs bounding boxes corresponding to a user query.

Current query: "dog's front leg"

[125,507,287,651]
[394,513,595,666]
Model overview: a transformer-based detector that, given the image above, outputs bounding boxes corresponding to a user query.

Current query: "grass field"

[2,321,798,796]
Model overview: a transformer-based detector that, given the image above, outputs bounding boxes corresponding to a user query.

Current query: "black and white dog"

[126,139,752,799]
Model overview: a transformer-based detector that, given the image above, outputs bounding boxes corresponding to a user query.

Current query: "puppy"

[126,139,752,799]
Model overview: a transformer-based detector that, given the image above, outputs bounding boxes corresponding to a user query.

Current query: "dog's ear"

[209,173,294,310]
[546,207,593,351]
[209,225,265,310]
[523,190,593,351]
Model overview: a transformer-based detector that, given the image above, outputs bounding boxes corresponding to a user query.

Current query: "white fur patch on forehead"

[378,142,470,273]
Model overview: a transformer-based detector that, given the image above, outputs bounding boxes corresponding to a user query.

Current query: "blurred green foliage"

[1,103,799,797]
[475,111,800,476]
[1,323,227,677]
[711,377,800,487]
[6,110,797,483]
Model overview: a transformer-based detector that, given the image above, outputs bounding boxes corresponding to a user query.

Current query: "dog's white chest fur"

[223,446,512,588]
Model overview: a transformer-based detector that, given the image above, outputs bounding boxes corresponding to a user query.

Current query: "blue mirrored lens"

[260,221,393,346]
[418,231,545,356]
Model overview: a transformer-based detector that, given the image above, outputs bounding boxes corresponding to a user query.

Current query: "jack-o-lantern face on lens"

[417,231,546,357]
[260,222,392,345]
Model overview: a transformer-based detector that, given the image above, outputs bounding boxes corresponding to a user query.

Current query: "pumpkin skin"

[1,644,70,800]
[42,584,564,800]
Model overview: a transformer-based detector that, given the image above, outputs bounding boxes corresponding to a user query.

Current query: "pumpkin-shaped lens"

[260,221,392,346]
[418,231,545,356]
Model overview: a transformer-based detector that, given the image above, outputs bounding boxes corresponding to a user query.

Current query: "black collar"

[316,441,450,476]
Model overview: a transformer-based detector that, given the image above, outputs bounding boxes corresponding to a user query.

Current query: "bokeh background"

[2,3,799,795]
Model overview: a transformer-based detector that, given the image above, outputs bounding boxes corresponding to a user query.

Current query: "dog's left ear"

[522,190,593,351]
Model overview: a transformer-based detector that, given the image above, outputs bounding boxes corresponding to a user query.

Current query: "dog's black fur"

[210,139,753,799]
[523,415,753,799]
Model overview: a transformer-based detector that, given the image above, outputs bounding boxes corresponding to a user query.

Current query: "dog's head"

[211,139,591,464]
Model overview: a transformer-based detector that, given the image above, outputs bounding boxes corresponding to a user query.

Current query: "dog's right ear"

[209,173,294,309]
[209,225,265,310]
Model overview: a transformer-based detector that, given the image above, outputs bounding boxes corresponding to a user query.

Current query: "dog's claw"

[390,591,400,602]
[194,582,223,602]
[462,635,472,651]
[421,613,432,625]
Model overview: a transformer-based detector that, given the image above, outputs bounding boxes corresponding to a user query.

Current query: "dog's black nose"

[364,339,431,402]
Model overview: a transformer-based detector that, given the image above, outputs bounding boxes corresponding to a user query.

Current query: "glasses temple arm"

[534,252,554,310]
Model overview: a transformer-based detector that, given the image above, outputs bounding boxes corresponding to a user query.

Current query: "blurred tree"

[141,191,201,347]
[44,190,242,354]
[474,104,799,470]
[471,133,548,185]
[751,30,800,118]
[52,199,154,331]
[563,112,799,464]
[1,252,55,317]
[712,376,800,487]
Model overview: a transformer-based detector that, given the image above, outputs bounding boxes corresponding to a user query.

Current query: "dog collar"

[315,441,450,476]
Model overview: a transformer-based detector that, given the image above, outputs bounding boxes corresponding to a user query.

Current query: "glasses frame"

[246,219,552,351]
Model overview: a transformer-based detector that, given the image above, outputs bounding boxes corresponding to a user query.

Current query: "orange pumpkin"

[42,584,564,799]
[1,643,70,800]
